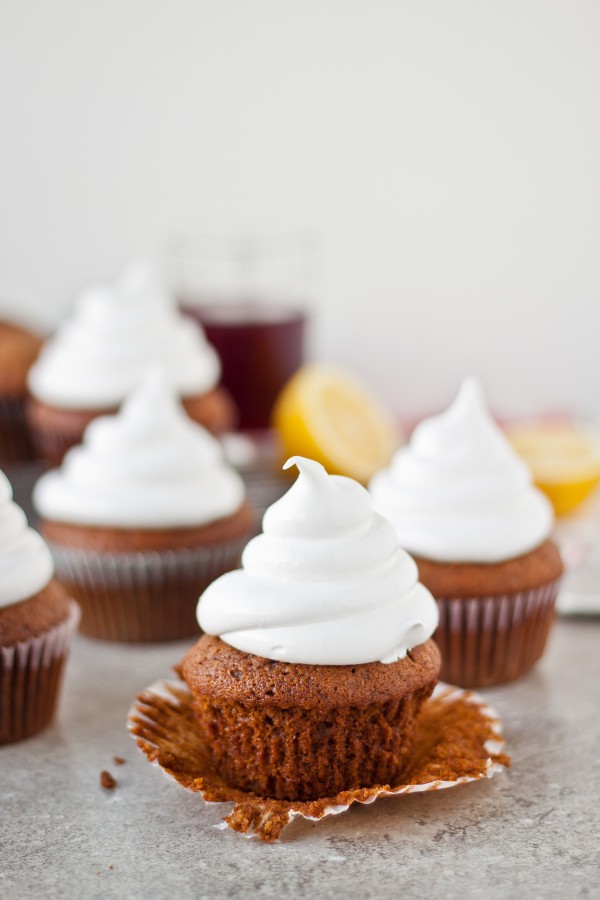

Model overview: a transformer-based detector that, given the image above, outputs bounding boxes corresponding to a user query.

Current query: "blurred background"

[1,0,599,418]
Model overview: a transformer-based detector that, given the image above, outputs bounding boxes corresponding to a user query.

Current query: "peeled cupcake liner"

[0,600,80,745]
[128,678,509,842]
[46,538,249,642]
[435,577,560,689]
[0,395,37,465]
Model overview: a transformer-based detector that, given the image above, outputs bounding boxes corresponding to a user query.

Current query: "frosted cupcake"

[33,368,253,642]
[370,378,563,688]
[27,261,235,465]
[181,456,440,801]
[0,319,42,464]
[0,470,78,744]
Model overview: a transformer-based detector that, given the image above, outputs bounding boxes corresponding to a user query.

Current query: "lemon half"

[272,364,399,484]
[507,422,600,515]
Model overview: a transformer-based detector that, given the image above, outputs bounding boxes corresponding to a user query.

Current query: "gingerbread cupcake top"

[0,470,53,609]
[33,368,245,529]
[28,261,220,409]
[370,378,554,564]
[197,456,439,665]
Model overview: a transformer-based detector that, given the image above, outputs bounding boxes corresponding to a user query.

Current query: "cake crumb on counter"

[100,770,117,790]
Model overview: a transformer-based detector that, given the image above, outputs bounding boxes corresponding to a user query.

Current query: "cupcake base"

[415,541,563,688]
[181,636,441,801]
[434,582,559,688]
[49,541,249,642]
[194,687,435,801]
[0,590,79,745]
[41,505,255,642]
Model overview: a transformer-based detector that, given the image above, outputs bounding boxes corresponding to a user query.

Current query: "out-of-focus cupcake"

[0,469,78,744]
[0,319,42,464]
[32,368,253,642]
[26,262,235,465]
[370,378,563,688]
[181,456,440,801]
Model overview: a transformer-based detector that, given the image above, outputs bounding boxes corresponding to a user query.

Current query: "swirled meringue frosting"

[0,470,54,609]
[28,260,220,409]
[197,456,439,665]
[369,378,554,564]
[33,368,245,529]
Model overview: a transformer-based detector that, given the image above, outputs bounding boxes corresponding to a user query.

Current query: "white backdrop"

[1,0,599,419]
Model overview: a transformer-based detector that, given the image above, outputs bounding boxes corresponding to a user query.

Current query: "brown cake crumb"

[100,770,117,790]
[113,756,126,766]
[414,539,563,598]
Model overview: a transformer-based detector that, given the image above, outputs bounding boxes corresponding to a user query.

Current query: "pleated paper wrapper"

[47,540,248,642]
[0,601,80,744]
[128,677,509,842]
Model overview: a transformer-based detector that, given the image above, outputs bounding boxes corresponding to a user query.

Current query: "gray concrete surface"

[1,619,599,900]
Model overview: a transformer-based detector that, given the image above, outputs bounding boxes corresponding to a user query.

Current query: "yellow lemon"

[506,422,600,515]
[272,364,399,483]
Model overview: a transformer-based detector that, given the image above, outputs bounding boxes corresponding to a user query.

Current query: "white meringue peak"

[0,470,54,609]
[370,378,554,563]
[198,456,438,665]
[28,260,220,409]
[33,367,245,529]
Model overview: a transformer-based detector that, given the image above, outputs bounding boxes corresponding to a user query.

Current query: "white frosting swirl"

[28,261,220,409]
[198,456,439,665]
[369,378,554,563]
[33,368,245,529]
[0,470,54,609]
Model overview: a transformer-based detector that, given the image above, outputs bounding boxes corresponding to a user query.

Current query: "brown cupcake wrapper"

[0,601,80,745]
[435,578,560,688]
[47,539,247,642]
[129,679,509,842]
[0,395,37,464]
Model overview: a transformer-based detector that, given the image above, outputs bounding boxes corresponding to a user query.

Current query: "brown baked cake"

[0,582,78,744]
[27,386,236,467]
[415,541,563,687]
[0,469,79,745]
[39,505,254,642]
[182,635,440,801]
[0,320,42,464]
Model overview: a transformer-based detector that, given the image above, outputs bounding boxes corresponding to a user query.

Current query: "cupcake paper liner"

[128,678,509,843]
[47,539,248,642]
[0,395,36,465]
[0,601,80,744]
[435,578,560,688]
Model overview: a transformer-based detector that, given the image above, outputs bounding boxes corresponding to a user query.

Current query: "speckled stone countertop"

[1,618,598,900]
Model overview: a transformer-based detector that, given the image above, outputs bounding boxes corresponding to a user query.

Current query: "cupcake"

[181,456,440,801]
[370,378,563,688]
[0,469,78,744]
[26,261,235,465]
[0,319,42,464]
[33,368,253,642]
